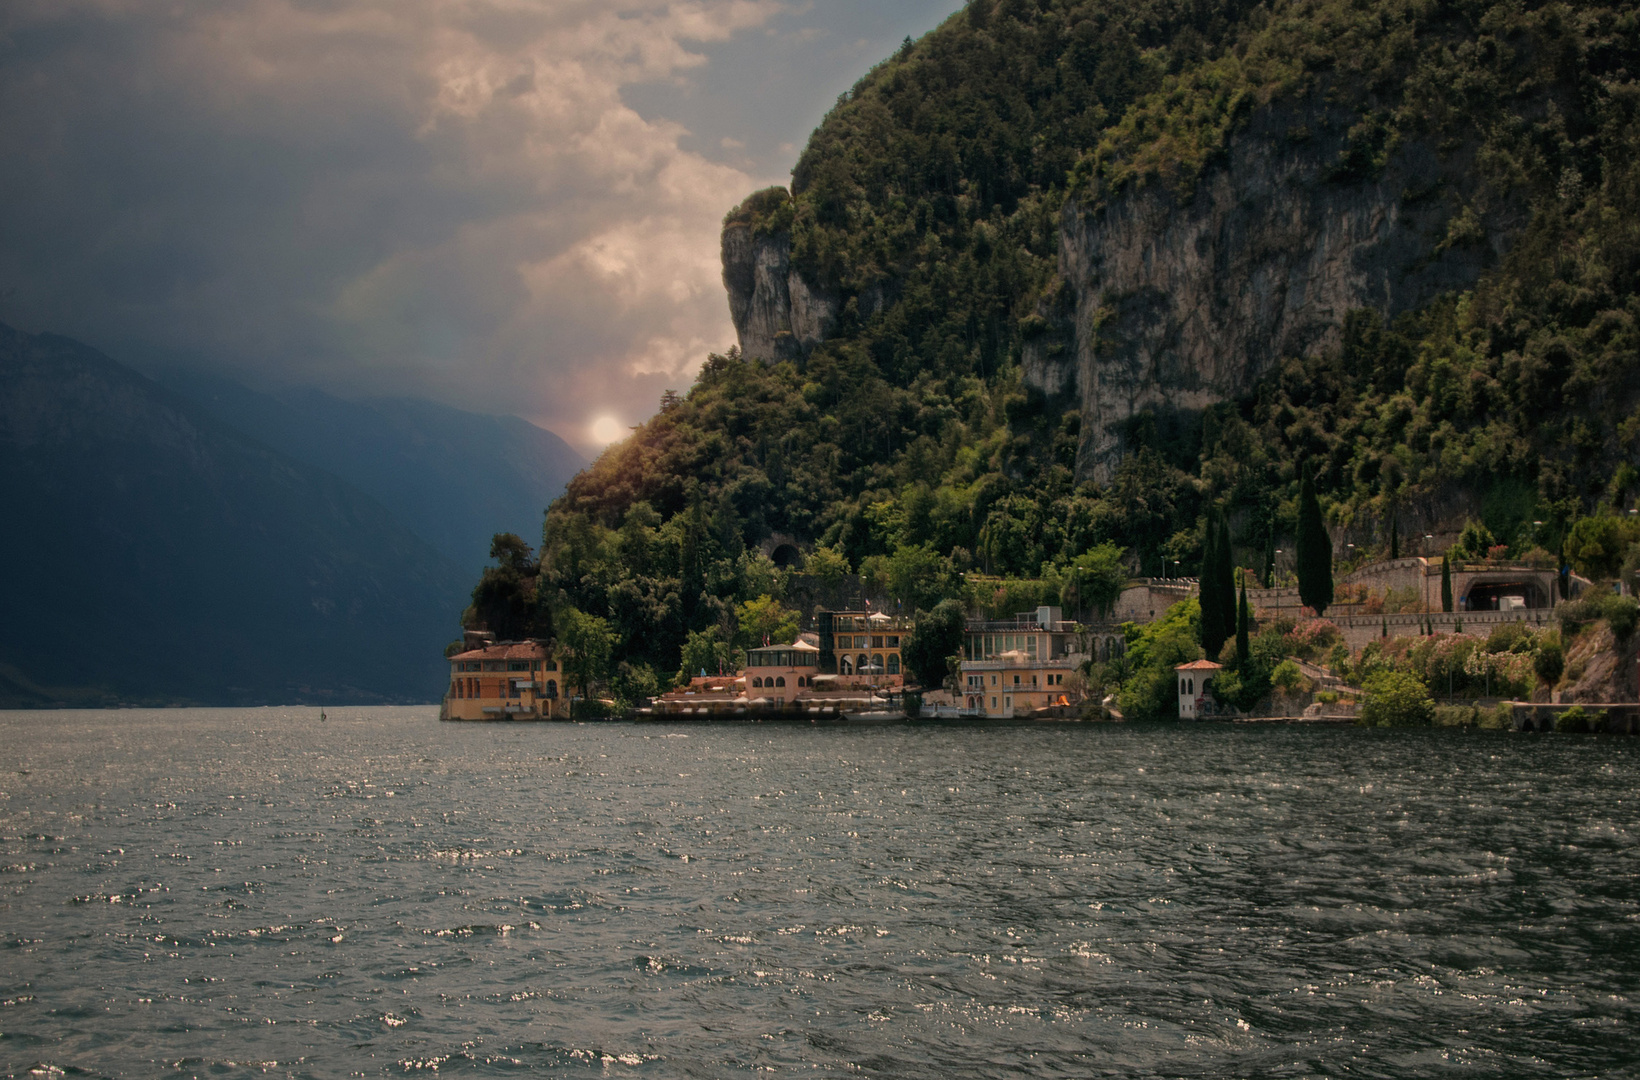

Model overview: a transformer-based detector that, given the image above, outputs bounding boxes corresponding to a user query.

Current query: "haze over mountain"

[0,324,468,707]
[151,369,584,578]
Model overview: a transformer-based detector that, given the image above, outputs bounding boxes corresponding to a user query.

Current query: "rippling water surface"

[2,709,1638,1078]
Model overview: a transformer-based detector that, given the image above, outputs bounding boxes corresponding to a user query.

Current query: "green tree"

[902,598,966,690]
[1389,511,1400,560]
[558,607,616,701]
[1212,510,1236,646]
[1440,554,1453,613]
[467,533,548,642]
[886,543,954,613]
[805,545,852,590]
[1116,600,1203,721]
[1061,542,1128,620]
[1235,576,1250,667]
[735,594,799,649]
[1564,515,1640,580]
[1296,465,1333,616]
[676,625,741,684]
[1359,670,1435,727]
[1200,515,1228,659]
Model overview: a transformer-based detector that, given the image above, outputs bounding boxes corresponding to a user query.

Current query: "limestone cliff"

[721,219,836,365]
[724,90,1512,485]
[1038,96,1511,485]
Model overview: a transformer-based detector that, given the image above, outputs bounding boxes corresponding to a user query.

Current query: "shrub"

[1271,659,1306,693]
[1555,705,1591,733]
[1433,704,1477,726]
[1533,635,1565,685]
[1360,670,1435,727]
[1608,595,1639,640]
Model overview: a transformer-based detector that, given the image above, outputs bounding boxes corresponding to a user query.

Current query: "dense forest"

[466,0,1640,697]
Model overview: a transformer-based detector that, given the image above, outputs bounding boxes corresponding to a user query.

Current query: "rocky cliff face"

[1035,97,1509,485]
[721,222,836,364]
[722,95,1515,486]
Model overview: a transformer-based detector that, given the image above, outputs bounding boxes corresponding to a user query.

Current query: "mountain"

[490,0,1640,681]
[151,369,584,576]
[0,324,469,707]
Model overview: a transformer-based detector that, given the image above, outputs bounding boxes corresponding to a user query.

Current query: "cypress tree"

[1440,553,1453,612]
[1235,576,1250,666]
[1389,511,1400,560]
[1215,509,1237,646]
[1263,518,1276,588]
[1200,514,1227,658]
[1296,463,1334,616]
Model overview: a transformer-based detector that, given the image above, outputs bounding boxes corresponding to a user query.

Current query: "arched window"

[886,654,900,675]
[1179,678,1186,694]
[752,676,762,688]
[858,653,869,673]
[796,676,806,688]
[871,654,884,674]
[840,657,853,675]
[775,676,785,687]
[1188,678,1195,695]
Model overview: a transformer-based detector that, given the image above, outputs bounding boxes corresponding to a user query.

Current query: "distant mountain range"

[0,324,578,707]
[150,369,583,578]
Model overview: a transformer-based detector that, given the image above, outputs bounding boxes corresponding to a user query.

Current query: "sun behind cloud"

[588,414,627,447]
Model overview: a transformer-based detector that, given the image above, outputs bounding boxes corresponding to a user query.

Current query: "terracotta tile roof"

[1175,659,1224,671]
[449,641,551,662]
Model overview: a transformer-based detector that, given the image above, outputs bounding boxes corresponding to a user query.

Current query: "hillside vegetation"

[475,0,1640,688]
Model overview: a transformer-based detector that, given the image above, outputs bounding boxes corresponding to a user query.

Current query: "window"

[546,680,558,698]
[991,675,997,685]
[871,635,884,649]
[508,661,530,671]
[886,655,900,675]
[1189,678,1195,694]
[752,676,762,688]
[887,636,900,647]
[1013,675,1020,685]
[775,676,785,688]
[991,697,997,708]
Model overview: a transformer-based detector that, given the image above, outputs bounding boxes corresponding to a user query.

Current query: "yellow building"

[441,641,562,720]
[958,606,1086,717]
[820,609,912,684]
[744,640,821,705]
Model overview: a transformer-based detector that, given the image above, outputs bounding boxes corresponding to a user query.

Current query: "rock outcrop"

[1039,98,1510,485]
[721,221,836,364]
[721,95,1516,484]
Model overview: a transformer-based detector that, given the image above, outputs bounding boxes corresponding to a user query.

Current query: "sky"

[0,0,964,453]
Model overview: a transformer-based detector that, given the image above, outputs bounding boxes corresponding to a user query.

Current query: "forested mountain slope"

[493,0,1640,685]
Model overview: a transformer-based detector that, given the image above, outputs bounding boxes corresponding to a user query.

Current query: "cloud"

[0,0,785,449]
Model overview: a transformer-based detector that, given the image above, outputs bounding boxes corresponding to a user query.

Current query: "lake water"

[2,709,1638,1078]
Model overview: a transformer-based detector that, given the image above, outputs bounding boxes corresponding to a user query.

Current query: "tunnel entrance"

[1462,580,1549,611]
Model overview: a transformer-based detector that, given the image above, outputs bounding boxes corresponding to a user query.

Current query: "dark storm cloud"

[0,0,961,449]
